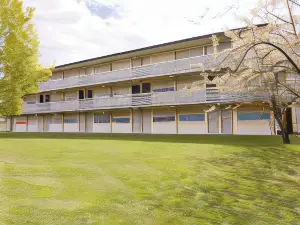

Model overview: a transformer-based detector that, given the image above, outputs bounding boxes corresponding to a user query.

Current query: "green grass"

[0,133,299,225]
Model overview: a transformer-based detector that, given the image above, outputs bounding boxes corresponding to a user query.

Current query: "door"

[221,110,232,134]
[208,111,219,134]
[79,90,85,100]
[142,110,151,133]
[133,109,141,133]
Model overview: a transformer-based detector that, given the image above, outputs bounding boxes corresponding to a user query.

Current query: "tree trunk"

[270,98,291,144]
[281,108,290,144]
[281,128,291,144]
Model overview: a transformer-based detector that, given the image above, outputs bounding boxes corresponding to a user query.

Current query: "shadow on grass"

[0,132,300,146]
[191,146,300,224]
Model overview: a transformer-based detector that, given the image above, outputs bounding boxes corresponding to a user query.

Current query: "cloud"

[23,0,257,67]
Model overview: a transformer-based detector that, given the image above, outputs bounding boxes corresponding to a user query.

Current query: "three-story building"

[10,30,300,135]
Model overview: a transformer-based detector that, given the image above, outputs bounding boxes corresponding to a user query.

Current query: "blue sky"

[23,0,257,67]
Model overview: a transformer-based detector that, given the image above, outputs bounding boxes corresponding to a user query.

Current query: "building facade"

[9,31,300,135]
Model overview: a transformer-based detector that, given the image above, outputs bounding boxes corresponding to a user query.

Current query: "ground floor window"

[179,114,205,121]
[152,87,174,92]
[238,112,270,121]
[64,117,78,123]
[94,114,110,123]
[112,117,130,123]
[153,116,175,122]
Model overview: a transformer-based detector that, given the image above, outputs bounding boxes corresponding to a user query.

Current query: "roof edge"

[54,23,268,70]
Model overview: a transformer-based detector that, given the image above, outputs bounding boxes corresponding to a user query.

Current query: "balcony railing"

[38,54,229,92]
[22,90,269,114]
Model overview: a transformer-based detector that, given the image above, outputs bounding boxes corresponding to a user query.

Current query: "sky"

[23,0,258,67]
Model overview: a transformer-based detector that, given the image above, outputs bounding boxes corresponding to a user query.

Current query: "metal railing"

[38,54,228,92]
[22,89,269,114]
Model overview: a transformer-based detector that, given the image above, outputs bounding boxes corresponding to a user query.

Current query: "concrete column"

[62,113,64,132]
[175,108,179,134]
[110,113,112,133]
[232,108,238,134]
[270,111,276,135]
[218,111,222,134]
[205,112,208,134]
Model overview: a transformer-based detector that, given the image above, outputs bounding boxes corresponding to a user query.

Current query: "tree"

[195,0,299,144]
[0,0,51,117]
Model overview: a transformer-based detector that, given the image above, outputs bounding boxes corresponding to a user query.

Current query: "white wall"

[93,87,111,98]
[79,113,86,132]
[178,108,206,134]
[237,108,272,135]
[151,52,174,63]
[94,123,111,133]
[38,116,44,132]
[142,110,151,133]
[152,80,174,92]
[112,85,130,96]
[51,93,62,102]
[152,109,176,134]
[64,69,79,79]
[86,112,94,133]
[64,113,79,133]
[238,120,272,135]
[112,111,131,133]
[296,107,300,133]
[64,91,78,101]
[49,114,63,132]
[28,116,38,132]
[112,59,131,70]
[15,117,27,132]
[178,121,206,134]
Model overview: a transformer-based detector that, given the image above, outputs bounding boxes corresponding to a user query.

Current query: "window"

[175,50,189,60]
[142,83,151,93]
[64,118,78,123]
[179,114,205,121]
[218,42,231,52]
[132,85,141,94]
[206,84,216,88]
[132,58,142,67]
[142,56,150,65]
[112,117,130,123]
[204,45,213,55]
[152,87,174,92]
[87,90,93,99]
[39,95,44,103]
[94,114,110,123]
[153,116,175,122]
[190,47,203,57]
[79,90,85,100]
[45,95,50,103]
[237,112,270,121]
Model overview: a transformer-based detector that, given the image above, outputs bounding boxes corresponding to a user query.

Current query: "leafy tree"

[0,0,51,117]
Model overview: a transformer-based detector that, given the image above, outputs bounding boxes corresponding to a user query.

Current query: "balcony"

[38,54,229,92]
[22,90,269,114]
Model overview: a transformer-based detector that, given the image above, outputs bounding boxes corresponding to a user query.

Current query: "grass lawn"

[0,133,299,225]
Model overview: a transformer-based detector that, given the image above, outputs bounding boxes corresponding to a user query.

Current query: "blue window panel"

[94,114,110,123]
[179,114,205,121]
[153,87,175,92]
[112,117,130,123]
[27,101,36,104]
[153,116,175,122]
[64,118,78,123]
[238,112,270,121]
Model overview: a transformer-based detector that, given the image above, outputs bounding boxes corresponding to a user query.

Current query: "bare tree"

[194,0,299,143]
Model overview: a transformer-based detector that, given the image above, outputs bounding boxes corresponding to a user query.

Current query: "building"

[9,30,300,135]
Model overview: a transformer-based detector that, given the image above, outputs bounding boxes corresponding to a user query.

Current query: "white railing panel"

[38,55,230,92]
[22,90,270,114]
